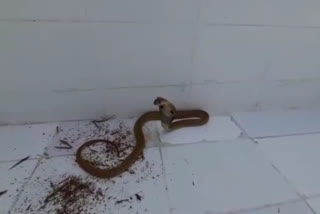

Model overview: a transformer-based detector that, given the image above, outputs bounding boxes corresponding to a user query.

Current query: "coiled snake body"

[76,97,209,179]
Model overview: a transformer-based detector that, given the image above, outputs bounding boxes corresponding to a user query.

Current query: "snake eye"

[170,110,175,115]
[159,105,164,109]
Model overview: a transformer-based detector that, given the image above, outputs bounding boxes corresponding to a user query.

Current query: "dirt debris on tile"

[46,118,159,157]
[0,123,57,161]
[12,147,166,214]
[0,190,8,197]
[81,139,136,170]
[0,160,39,214]
[9,156,31,170]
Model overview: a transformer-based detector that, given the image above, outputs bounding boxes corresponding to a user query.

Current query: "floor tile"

[258,134,320,196]
[162,140,298,214]
[12,148,169,214]
[240,201,313,214]
[0,123,57,161]
[307,197,320,214]
[158,116,242,145]
[46,118,159,157]
[0,160,38,214]
[232,110,320,138]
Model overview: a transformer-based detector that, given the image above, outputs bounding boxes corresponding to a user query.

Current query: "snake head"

[153,97,177,117]
[153,97,166,106]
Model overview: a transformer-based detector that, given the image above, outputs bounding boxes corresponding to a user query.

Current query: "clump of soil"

[39,176,103,214]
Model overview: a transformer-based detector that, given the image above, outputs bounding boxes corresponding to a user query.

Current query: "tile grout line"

[160,138,242,148]
[269,163,317,214]
[154,125,304,214]
[222,197,307,214]
[158,143,174,214]
[187,0,203,97]
[155,122,174,214]
[229,115,257,143]
[7,127,61,213]
[305,200,318,214]
[230,114,320,143]
[230,114,317,214]
[234,111,320,214]
[254,130,320,140]
[304,194,320,213]
[7,155,45,213]
[2,17,320,29]
[205,22,320,29]
[149,122,163,148]
[306,193,320,200]
[5,115,320,213]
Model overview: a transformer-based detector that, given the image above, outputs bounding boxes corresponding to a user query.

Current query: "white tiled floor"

[258,134,320,197]
[12,148,168,214]
[158,116,242,145]
[232,110,320,138]
[242,201,314,214]
[0,123,57,161]
[46,118,159,157]
[0,160,38,214]
[1,111,320,214]
[162,141,298,214]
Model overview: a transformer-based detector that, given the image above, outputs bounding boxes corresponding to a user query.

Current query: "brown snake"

[76,97,209,179]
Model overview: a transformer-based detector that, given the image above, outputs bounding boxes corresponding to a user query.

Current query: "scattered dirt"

[38,176,103,214]
[14,161,156,214]
[114,192,143,206]
[20,175,103,214]
[135,193,142,201]
[54,119,137,157]
[14,119,160,214]
[115,199,130,204]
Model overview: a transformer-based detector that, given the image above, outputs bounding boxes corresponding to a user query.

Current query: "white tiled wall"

[194,26,272,83]
[200,0,320,26]
[1,0,320,124]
